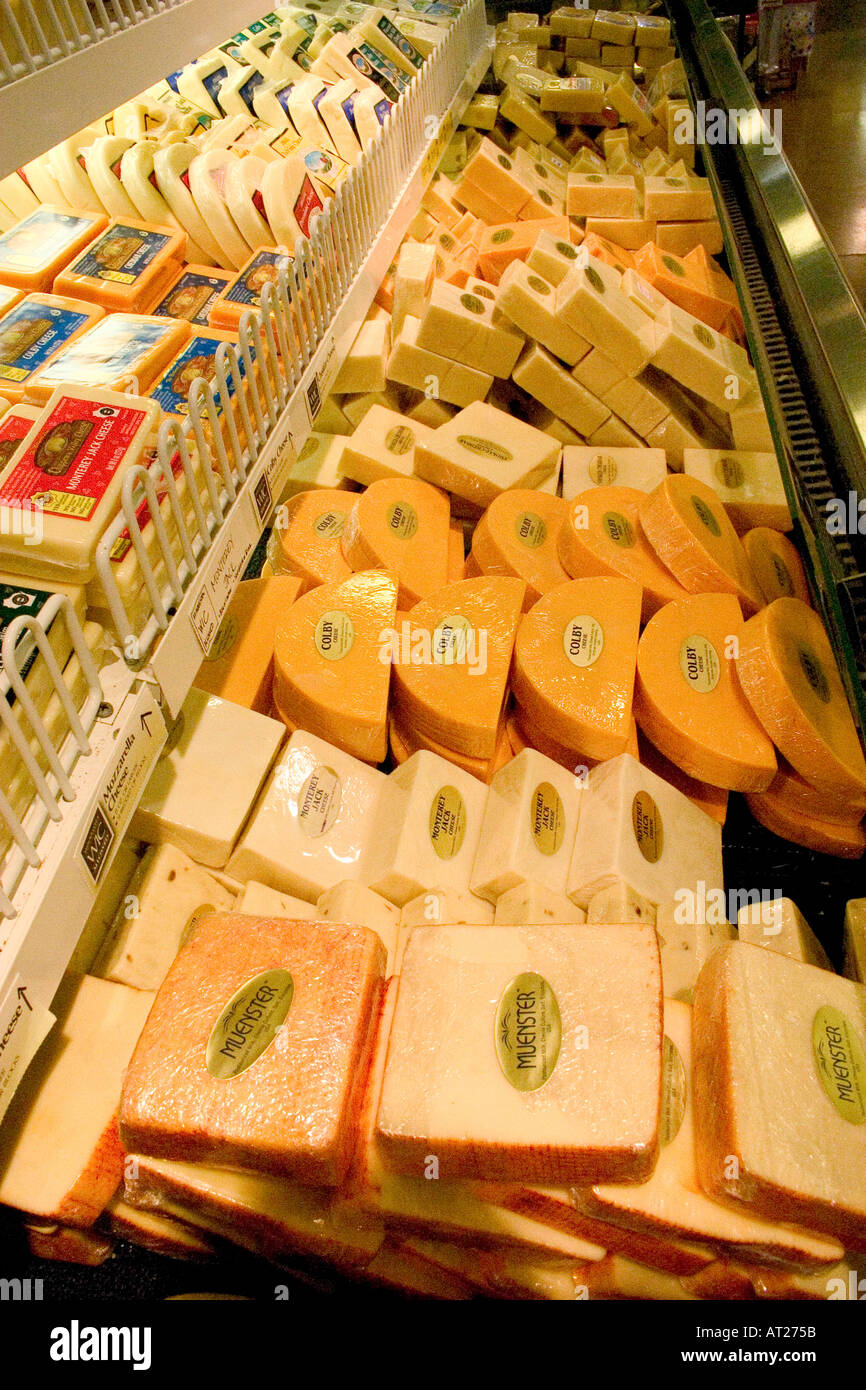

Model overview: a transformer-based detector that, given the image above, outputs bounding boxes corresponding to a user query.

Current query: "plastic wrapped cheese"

[742,526,811,606]
[24,313,191,402]
[0,293,104,403]
[340,475,450,608]
[208,247,293,333]
[468,490,570,610]
[470,748,582,902]
[559,486,687,622]
[0,206,106,293]
[192,575,302,713]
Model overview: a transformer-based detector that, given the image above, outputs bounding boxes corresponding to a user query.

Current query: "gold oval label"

[298,436,319,462]
[563,614,604,667]
[312,509,346,538]
[297,764,342,837]
[530,782,565,856]
[514,510,547,548]
[491,228,513,244]
[661,253,686,276]
[679,634,720,693]
[471,283,495,301]
[429,784,466,859]
[693,322,715,350]
[315,609,354,661]
[439,232,455,251]
[798,645,831,704]
[585,174,603,183]
[632,791,663,863]
[537,187,553,206]
[497,154,512,170]
[206,613,239,661]
[770,552,794,596]
[387,501,418,539]
[715,455,745,489]
[534,161,548,179]
[385,425,414,455]
[589,453,618,485]
[457,435,513,462]
[555,240,577,259]
[495,972,562,1093]
[205,969,294,1080]
[691,493,722,537]
[602,510,635,548]
[460,292,484,314]
[527,274,551,296]
[585,264,604,294]
[433,613,473,664]
[812,1007,866,1124]
[665,176,685,187]
[660,1035,687,1146]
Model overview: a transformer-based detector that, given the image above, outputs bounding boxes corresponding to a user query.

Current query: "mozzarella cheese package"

[0,293,105,403]
[24,313,191,403]
[225,155,277,250]
[0,207,107,293]
[262,154,325,252]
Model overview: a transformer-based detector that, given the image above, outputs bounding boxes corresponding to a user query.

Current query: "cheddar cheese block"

[512,576,641,761]
[556,249,656,376]
[735,598,866,801]
[272,569,398,764]
[375,924,663,1184]
[391,576,525,759]
[693,943,866,1250]
[25,312,191,401]
[470,748,582,902]
[268,488,354,593]
[119,913,385,1186]
[340,475,450,608]
[53,218,187,314]
[0,293,105,404]
[634,592,777,791]
[469,490,570,609]
[742,527,811,606]
[413,400,560,507]
[558,486,687,622]
[639,474,765,616]
[0,206,107,293]
[496,260,590,367]
[193,575,302,713]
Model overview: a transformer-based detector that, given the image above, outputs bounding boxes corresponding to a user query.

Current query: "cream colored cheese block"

[653,901,735,1004]
[566,752,724,911]
[496,261,589,366]
[0,976,155,1225]
[226,730,387,901]
[586,880,657,925]
[80,136,141,221]
[393,241,436,336]
[93,842,235,990]
[470,749,582,903]
[386,315,494,408]
[513,342,609,437]
[729,391,775,451]
[262,154,324,253]
[693,943,866,1250]
[225,154,276,250]
[643,175,715,222]
[316,880,400,973]
[558,253,658,378]
[651,301,755,411]
[414,400,559,506]
[525,229,583,287]
[571,346,628,399]
[562,445,667,498]
[340,474,450,608]
[365,751,488,907]
[341,385,406,428]
[339,405,433,486]
[187,150,258,270]
[119,143,211,263]
[131,689,284,869]
[683,448,792,533]
[235,880,318,919]
[333,317,390,395]
[843,900,866,984]
[736,896,833,971]
[375,923,663,1183]
[601,374,669,438]
[416,279,525,378]
[579,999,845,1270]
[400,888,494,928]
[567,172,638,219]
[493,882,587,925]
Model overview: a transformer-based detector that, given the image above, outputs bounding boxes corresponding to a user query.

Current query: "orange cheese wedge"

[269,488,354,594]
[447,520,466,582]
[389,708,513,784]
[469,490,570,610]
[193,575,302,713]
[636,730,728,826]
[512,577,642,761]
[742,527,811,606]
[735,598,866,801]
[272,569,399,764]
[340,476,451,609]
[745,787,866,860]
[765,757,866,827]
[507,707,639,772]
[391,576,525,759]
[559,486,688,623]
[639,474,765,616]
[635,593,777,792]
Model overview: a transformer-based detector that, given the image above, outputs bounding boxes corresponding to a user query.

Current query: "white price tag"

[0,976,54,1124]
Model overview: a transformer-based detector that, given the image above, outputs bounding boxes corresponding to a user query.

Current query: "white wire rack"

[0,0,186,81]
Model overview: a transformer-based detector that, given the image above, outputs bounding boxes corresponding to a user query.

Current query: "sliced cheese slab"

[391,575,525,759]
[413,400,560,507]
[120,913,385,1185]
[268,487,353,593]
[469,489,569,610]
[0,207,107,293]
[340,475,450,608]
[742,527,811,606]
[272,569,398,764]
[470,749,582,902]
[559,485,687,621]
[193,575,302,713]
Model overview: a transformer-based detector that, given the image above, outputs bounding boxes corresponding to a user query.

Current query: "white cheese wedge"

[188,151,255,270]
[736,896,833,970]
[234,880,319,919]
[470,749,582,902]
[79,137,140,221]
[493,882,587,925]
[153,143,224,266]
[317,880,400,971]
[587,880,657,925]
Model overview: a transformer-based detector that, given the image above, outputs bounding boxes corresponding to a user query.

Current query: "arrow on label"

[140,712,152,736]
[17,987,31,1012]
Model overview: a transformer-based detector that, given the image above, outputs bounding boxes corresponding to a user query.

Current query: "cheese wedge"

[736,897,833,970]
[340,475,450,608]
[745,787,866,859]
[512,576,641,761]
[0,976,154,1225]
[120,913,385,1185]
[578,999,845,1269]
[639,473,765,616]
[391,576,525,759]
[765,757,866,826]
[389,706,513,785]
[192,575,302,713]
[636,729,729,825]
[268,488,353,593]
[469,490,570,609]
[470,749,582,902]
[844,900,866,984]
[735,598,866,801]
[558,486,687,622]
[693,942,866,1250]
[375,924,663,1184]
[742,527,811,606]
[272,569,398,763]
[413,401,560,507]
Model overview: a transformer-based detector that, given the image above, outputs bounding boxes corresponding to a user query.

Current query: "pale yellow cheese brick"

[387,316,493,407]
[513,342,610,437]
[340,405,434,486]
[567,171,638,218]
[414,399,559,506]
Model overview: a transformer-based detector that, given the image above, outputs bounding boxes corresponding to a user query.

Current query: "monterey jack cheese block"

[470,748,583,903]
[413,400,560,508]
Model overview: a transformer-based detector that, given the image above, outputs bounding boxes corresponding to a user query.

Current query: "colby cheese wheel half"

[188,152,255,271]
[559,485,688,623]
[635,592,777,792]
[741,526,811,606]
[340,475,450,609]
[391,576,526,760]
[152,143,224,268]
[268,488,353,594]
[735,597,866,801]
[636,730,728,826]
[470,489,570,610]
[389,706,513,785]
[272,568,399,764]
[765,757,866,827]
[745,787,865,860]
[639,473,765,617]
[512,576,642,762]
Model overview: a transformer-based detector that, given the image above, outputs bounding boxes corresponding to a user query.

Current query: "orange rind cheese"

[268,488,354,594]
[340,476,451,609]
[469,489,570,610]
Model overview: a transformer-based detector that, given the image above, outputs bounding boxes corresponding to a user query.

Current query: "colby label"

[632,791,663,864]
[515,511,547,548]
[691,493,722,537]
[563,615,603,667]
[798,645,831,704]
[602,511,634,548]
[315,609,353,660]
[660,1035,687,1145]
[715,455,746,489]
[679,634,720,693]
[0,302,88,383]
[312,509,346,538]
[387,501,418,539]
[530,783,565,856]
[429,785,466,859]
[470,284,495,301]
[298,765,341,837]
[589,454,618,485]
[385,425,414,454]
[457,435,512,462]
[206,970,294,1080]
[433,614,472,664]
[661,254,686,276]
[495,972,561,1093]
[812,1007,866,1124]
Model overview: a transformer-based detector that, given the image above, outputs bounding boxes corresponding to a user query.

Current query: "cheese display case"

[0,0,864,1308]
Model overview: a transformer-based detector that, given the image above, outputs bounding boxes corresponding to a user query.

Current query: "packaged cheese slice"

[0,207,107,293]
[120,913,385,1185]
[512,576,641,761]
[578,998,845,1269]
[192,575,302,712]
[375,923,663,1184]
[391,575,525,759]
[559,485,687,621]
[469,490,569,610]
[208,247,293,333]
[262,155,324,253]
[0,976,154,1226]
[224,155,276,251]
[268,487,354,593]
[742,526,811,606]
[735,598,866,801]
[54,217,187,314]
[0,293,105,404]
[272,569,398,763]
[745,787,866,859]
[639,473,765,616]
[188,152,255,270]
[635,592,777,791]
[470,748,582,903]
[78,136,141,221]
[693,942,866,1250]
[25,313,191,403]
[566,752,724,910]
[152,266,237,333]
[340,475,450,608]
[152,143,224,268]
[414,401,559,507]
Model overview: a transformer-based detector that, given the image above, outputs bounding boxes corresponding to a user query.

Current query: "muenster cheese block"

[119,913,385,1186]
[268,488,354,593]
[693,942,866,1251]
[735,597,866,801]
[391,576,525,759]
[558,486,687,622]
[375,924,663,1184]
[635,592,777,791]
[469,489,570,609]
[340,475,450,608]
[512,576,641,760]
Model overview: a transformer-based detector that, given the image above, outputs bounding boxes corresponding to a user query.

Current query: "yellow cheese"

[683,448,792,533]
[414,400,559,507]
[736,896,833,970]
[567,172,638,219]
[499,86,557,145]
[278,431,351,497]
[557,251,657,375]
[235,880,318,919]
[316,880,400,974]
[25,313,191,402]
[745,786,866,859]
[469,489,570,609]
[571,346,628,398]
[0,207,107,293]
[53,218,186,314]
[0,292,105,405]
[844,900,866,983]
[496,261,589,366]
[558,485,688,621]
[651,301,755,410]
[339,405,432,487]
[268,488,354,593]
[386,315,493,407]
[765,756,866,826]
[332,317,390,395]
[561,445,667,498]
[643,175,715,222]
[416,279,525,378]
[340,387,407,429]
[340,475,450,608]
[193,575,302,712]
[513,342,610,437]
[393,241,436,335]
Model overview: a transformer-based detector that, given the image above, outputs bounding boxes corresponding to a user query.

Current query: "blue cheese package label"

[0,301,91,385]
[152,269,231,326]
[150,334,242,419]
